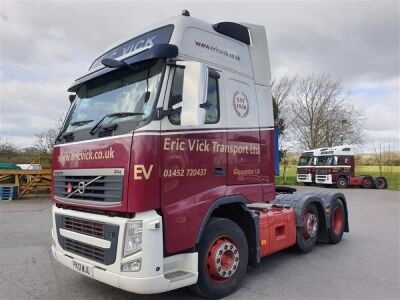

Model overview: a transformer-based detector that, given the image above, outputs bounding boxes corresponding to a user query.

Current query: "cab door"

[225,72,263,202]
[159,65,227,253]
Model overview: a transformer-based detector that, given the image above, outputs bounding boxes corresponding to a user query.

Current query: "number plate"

[72,259,93,277]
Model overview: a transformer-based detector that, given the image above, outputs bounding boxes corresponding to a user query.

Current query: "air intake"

[213,22,251,44]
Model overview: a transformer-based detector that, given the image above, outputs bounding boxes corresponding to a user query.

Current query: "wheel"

[303,182,312,186]
[336,176,348,189]
[375,177,387,189]
[193,217,248,299]
[329,198,345,244]
[296,203,319,253]
[362,177,373,189]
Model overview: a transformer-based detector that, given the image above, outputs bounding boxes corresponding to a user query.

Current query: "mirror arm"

[156,106,182,120]
[156,107,174,120]
[199,102,212,109]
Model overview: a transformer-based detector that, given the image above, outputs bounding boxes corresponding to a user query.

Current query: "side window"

[168,68,220,125]
[168,68,184,125]
[205,77,219,124]
[337,156,350,165]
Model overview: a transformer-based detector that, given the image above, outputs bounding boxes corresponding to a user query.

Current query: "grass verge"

[276,165,400,191]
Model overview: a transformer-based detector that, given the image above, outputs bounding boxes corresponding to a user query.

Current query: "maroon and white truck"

[296,148,327,185]
[315,146,387,189]
[51,12,349,298]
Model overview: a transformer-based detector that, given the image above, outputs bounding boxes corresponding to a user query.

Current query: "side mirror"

[69,94,76,103]
[177,61,208,126]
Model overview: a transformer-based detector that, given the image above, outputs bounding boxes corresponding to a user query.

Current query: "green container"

[0,163,22,170]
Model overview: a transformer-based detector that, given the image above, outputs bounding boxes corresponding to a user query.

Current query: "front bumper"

[297,174,313,183]
[51,205,197,294]
[315,174,333,184]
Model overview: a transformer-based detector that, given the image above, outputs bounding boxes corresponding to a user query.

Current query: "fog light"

[121,259,142,272]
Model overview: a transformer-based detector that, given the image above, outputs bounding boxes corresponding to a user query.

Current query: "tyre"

[193,217,248,299]
[329,198,345,244]
[375,177,387,189]
[296,203,319,253]
[362,177,373,189]
[336,176,348,189]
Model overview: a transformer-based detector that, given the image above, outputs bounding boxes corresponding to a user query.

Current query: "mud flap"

[272,193,332,243]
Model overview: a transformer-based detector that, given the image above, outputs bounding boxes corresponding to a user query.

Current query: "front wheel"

[336,176,348,189]
[192,217,248,299]
[296,203,319,253]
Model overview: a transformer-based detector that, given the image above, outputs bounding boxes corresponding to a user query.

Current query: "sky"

[0,0,399,151]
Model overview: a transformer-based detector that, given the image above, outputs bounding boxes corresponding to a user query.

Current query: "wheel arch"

[196,195,260,266]
[337,174,349,182]
[273,193,329,242]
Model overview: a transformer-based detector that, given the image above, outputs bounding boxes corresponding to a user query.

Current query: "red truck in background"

[51,12,349,298]
[314,146,387,189]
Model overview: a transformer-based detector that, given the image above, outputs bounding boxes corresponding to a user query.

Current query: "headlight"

[123,221,142,257]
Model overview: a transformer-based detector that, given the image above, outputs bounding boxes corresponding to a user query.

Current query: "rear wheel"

[296,203,319,253]
[375,177,387,189]
[336,176,348,189]
[329,198,345,244]
[193,217,248,299]
[362,177,373,189]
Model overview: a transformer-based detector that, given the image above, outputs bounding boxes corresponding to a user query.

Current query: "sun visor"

[67,44,178,93]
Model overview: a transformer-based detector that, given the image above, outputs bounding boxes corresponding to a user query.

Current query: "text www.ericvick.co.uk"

[57,147,115,163]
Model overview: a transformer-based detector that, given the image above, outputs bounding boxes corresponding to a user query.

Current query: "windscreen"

[61,59,165,139]
[316,156,333,166]
[298,156,314,166]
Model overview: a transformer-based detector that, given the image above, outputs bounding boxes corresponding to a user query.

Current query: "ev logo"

[233,91,249,118]
[133,165,153,180]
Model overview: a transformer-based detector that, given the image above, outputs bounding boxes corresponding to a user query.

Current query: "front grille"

[316,175,328,181]
[297,175,307,180]
[297,168,309,174]
[63,216,104,238]
[54,172,123,204]
[64,238,106,263]
[55,214,119,265]
[316,169,329,175]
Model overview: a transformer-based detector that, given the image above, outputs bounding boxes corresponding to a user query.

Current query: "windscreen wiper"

[70,119,94,127]
[89,112,145,136]
[55,120,94,142]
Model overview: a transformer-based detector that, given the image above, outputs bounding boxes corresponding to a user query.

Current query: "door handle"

[214,167,225,176]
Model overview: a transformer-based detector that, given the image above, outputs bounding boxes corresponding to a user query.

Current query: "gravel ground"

[0,186,399,300]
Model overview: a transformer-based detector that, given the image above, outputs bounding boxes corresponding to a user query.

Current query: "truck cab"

[51,12,348,298]
[315,146,355,185]
[52,12,275,294]
[296,148,326,185]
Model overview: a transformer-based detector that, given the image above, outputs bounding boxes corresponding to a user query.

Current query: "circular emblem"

[77,181,85,194]
[66,182,73,193]
[232,91,249,118]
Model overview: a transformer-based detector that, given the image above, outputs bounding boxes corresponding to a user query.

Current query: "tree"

[289,74,363,150]
[35,116,64,154]
[0,138,17,155]
[271,76,297,138]
[372,143,399,176]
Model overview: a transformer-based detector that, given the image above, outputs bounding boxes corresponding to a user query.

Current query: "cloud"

[0,0,399,151]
